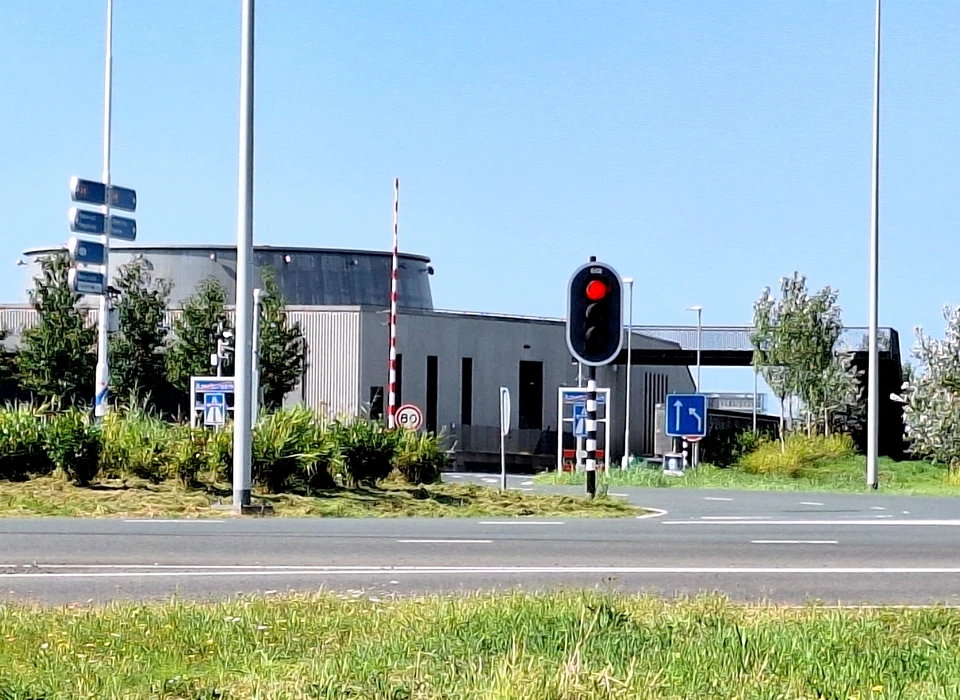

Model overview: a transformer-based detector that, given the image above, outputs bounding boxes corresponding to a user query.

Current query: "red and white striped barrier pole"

[387,177,399,429]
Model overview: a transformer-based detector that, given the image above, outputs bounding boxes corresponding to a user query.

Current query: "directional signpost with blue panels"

[664,393,708,438]
[204,392,226,427]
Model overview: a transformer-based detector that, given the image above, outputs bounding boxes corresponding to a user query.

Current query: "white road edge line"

[8,565,960,580]
[751,540,838,545]
[800,502,824,506]
[609,492,630,497]
[700,516,770,521]
[123,519,225,524]
[396,539,492,544]
[665,519,960,526]
[636,508,667,520]
[703,497,733,501]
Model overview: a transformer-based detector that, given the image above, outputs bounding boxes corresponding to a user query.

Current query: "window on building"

[426,355,438,433]
[395,353,403,407]
[461,357,473,425]
[369,386,384,420]
[518,360,543,430]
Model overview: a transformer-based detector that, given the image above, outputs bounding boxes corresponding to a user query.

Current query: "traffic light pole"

[585,365,598,499]
[94,0,114,420]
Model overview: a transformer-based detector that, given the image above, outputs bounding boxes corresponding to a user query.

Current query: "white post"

[232,0,255,511]
[622,278,634,469]
[251,288,264,421]
[866,0,881,490]
[94,0,114,419]
[695,307,702,389]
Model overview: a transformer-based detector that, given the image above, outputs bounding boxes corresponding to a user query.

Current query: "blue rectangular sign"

[67,237,106,266]
[109,215,137,241]
[204,392,226,426]
[563,392,607,405]
[68,269,106,295]
[664,393,708,438]
[195,379,235,393]
[70,177,107,206]
[69,207,106,235]
[108,185,137,212]
[573,404,587,438]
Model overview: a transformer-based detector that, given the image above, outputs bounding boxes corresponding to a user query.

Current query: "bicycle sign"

[396,403,424,431]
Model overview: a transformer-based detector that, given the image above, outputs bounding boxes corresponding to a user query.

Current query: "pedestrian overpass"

[624,326,906,459]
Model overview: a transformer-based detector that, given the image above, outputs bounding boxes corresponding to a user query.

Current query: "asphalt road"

[2,477,960,605]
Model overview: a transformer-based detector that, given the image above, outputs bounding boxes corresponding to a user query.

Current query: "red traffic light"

[585,279,607,301]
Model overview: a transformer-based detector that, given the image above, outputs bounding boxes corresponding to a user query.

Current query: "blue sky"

[1,1,958,396]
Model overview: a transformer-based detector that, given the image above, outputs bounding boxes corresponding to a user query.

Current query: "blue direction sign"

[204,392,226,427]
[68,269,107,296]
[664,393,708,438]
[573,404,588,438]
[563,392,607,406]
[108,215,137,241]
[68,207,106,235]
[69,176,137,212]
[67,237,106,266]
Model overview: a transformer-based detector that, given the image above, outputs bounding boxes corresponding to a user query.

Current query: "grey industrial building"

[7,244,698,470]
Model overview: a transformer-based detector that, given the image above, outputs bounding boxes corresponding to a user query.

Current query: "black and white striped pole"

[566,256,624,500]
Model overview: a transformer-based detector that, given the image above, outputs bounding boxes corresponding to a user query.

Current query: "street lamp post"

[622,277,634,469]
[866,0,881,490]
[687,306,703,389]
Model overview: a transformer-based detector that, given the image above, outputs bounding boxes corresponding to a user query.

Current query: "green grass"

[0,476,640,519]
[2,592,960,698]
[537,456,960,496]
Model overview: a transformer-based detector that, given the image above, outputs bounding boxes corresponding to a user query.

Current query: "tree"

[751,272,856,443]
[165,278,231,394]
[257,268,306,411]
[109,259,173,405]
[18,254,96,406]
[898,306,960,470]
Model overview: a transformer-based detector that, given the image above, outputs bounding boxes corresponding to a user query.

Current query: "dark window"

[369,386,384,420]
[426,355,438,433]
[394,353,403,407]
[460,357,473,425]
[518,360,543,430]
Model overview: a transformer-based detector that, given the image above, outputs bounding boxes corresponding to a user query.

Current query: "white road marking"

[751,540,838,545]
[396,539,492,544]
[521,481,534,486]
[8,565,960,580]
[870,507,886,511]
[665,519,960,526]
[800,502,824,506]
[875,515,894,519]
[478,521,564,525]
[700,516,770,521]
[703,497,733,501]
[610,492,630,497]
[123,519,225,524]
[636,508,668,520]
[481,478,498,484]
[903,511,910,515]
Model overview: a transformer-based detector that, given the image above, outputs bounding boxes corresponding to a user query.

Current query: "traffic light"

[566,260,624,366]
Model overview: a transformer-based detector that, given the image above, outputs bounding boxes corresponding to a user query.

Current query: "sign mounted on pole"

[204,392,226,427]
[396,404,424,431]
[67,237,106,267]
[69,176,137,212]
[664,393,708,438]
[108,215,137,241]
[68,269,107,296]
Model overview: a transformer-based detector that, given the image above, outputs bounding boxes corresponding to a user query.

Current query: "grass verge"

[2,592,960,698]
[0,476,640,518]
[537,456,960,496]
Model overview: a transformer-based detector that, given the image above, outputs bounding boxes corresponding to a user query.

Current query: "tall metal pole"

[387,178,400,429]
[696,307,702,389]
[866,0,881,490]
[94,0,114,419]
[622,278,634,468]
[232,0,255,511]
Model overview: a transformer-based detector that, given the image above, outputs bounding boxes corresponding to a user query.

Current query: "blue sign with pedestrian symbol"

[664,393,708,438]
[573,404,587,438]
[204,392,226,427]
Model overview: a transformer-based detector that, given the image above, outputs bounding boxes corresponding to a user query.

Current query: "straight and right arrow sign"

[664,393,708,438]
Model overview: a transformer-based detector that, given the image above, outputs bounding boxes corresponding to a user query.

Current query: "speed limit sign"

[396,404,424,431]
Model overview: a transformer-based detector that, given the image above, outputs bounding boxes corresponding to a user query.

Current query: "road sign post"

[499,387,510,491]
[204,392,227,428]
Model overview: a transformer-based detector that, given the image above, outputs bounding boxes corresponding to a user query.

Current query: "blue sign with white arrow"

[664,393,708,438]
[573,404,587,438]
[204,392,226,427]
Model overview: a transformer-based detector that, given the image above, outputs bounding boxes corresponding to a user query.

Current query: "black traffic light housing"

[566,260,624,366]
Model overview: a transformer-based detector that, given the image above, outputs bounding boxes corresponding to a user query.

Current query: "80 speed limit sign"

[396,404,424,431]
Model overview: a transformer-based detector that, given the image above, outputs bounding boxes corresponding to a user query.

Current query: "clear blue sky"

[1,1,958,396]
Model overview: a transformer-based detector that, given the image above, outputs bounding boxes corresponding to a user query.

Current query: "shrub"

[0,404,50,480]
[164,425,213,485]
[202,425,234,482]
[334,419,398,487]
[43,408,101,485]
[99,408,173,482]
[739,433,856,478]
[253,406,336,492]
[394,429,448,484]
[701,428,764,468]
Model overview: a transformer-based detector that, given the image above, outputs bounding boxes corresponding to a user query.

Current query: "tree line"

[2,254,306,417]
